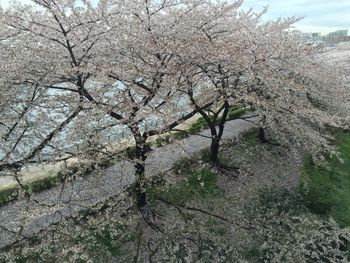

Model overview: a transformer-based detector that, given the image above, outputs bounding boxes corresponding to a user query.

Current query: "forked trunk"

[208,101,229,166]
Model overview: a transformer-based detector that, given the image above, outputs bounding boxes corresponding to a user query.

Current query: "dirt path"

[0,117,257,250]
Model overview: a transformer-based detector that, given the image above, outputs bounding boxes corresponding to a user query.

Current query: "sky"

[241,0,350,34]
[0,0,349,34]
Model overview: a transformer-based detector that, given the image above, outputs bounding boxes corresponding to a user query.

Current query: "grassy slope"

[301,132,350,226]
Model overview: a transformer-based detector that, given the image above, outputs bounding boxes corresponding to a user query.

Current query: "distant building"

[322,30,349,45]
[301,32,324,45]
[302,29,350,45]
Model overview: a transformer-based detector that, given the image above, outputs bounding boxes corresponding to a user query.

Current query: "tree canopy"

[0,0,348,220]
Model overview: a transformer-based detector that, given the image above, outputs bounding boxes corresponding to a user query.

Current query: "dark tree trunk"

[257,126,280,146]
[258,127,268,143]
[208,101,230,166]
[257,114,268,143]
[129,124,149,209]
[134,161,146,208]
[209,136,220,165]
[129,124,160,229]
[133,139,148,210]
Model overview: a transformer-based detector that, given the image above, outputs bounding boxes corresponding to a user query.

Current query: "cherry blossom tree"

[244,30,349,156]
[174,3,349,165]
[0,0,224,223]
[0,0,348,231]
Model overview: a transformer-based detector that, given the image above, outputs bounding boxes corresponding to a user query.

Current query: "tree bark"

[258,114,268,143]
[129,124,160,229]
[208,101,229,166]
[258,127,268,143]
[209,136,220,165]
[132,134,149,209]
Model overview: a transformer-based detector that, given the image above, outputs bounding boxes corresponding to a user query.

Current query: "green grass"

[26,171,66,194]
[188,117,210,134]
[152,136,170,147]
[0,172,66,206]
[172,131,189,139]
[300,132,350,227]
[172,157,196,174]
[148,168,223,205]
[0,188,18,205]
[227,105,254,120]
